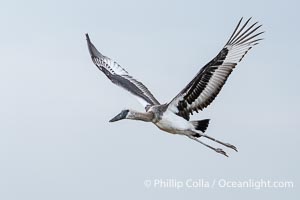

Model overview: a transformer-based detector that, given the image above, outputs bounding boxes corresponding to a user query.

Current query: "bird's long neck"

[127,110,154,122]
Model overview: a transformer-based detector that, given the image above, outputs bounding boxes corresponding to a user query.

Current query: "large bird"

[85,18,263,157]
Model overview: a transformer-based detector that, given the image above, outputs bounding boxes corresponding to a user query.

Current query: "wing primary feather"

[234,24,262,44]
[238,31,264,44]
[228,17,252,44]
[230,22,258,44]
[226,17,243,45]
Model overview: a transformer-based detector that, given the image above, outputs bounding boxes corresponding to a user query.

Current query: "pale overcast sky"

[0,0,299,199]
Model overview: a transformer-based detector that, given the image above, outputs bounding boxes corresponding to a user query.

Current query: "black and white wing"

[86,34,160,109]
[168,18,264,120]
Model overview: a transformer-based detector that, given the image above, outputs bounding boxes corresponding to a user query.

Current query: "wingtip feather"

[85,33,90,42]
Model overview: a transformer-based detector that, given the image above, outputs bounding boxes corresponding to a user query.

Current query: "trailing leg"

[191,130,238,152]
[203,134,238,152]
[186,135,228,157]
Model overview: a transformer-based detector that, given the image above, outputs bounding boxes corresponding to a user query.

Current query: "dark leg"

[187,135,228,157]
[191,129,238,152]
[202,134,238,152]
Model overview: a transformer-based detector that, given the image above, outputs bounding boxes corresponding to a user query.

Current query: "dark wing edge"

[167,18,264,120]
[86,33,160,109]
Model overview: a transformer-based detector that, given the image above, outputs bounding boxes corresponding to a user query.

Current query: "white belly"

[155,110,193,134]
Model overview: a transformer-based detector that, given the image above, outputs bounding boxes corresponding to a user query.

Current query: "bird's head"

[109,109,130,122]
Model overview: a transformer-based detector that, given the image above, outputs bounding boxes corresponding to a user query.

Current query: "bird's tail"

[191,119,210,134]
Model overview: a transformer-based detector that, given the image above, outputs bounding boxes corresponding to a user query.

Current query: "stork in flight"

[85,18,263,157]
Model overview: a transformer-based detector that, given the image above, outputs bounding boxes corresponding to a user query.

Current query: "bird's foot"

[224,143,238,152]
[215,148,228,157]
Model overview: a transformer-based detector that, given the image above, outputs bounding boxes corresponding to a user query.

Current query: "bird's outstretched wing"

[86,34,160,109]
[168,18,264,120]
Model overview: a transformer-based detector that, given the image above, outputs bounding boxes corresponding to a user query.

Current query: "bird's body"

[150,107,194,134]
[86,18,264,156]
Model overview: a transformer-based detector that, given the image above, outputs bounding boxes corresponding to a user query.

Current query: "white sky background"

[0,0,299,199]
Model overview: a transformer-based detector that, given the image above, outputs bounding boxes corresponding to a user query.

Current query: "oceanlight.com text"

[143,178,294,190]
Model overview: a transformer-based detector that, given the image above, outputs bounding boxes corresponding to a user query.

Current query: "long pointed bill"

[109,110,129,122]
